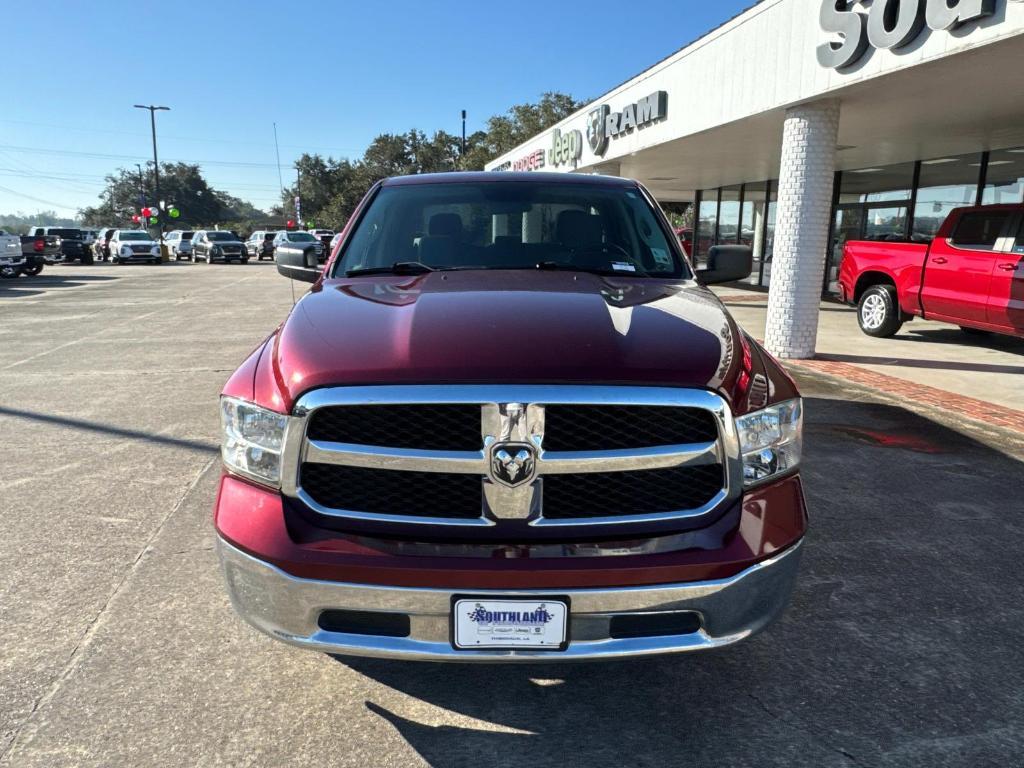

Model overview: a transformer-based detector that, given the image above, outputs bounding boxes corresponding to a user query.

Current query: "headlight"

[121,246,131,255]
[734,398,802,487]
[220,397,289,486]
[212,245,222,254]
[151,246,160,256]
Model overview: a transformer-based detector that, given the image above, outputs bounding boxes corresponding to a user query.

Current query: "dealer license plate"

[452,597,569,651]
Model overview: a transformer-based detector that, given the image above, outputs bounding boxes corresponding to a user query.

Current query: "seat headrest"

[429,213,463,239]
[557,210,603,249]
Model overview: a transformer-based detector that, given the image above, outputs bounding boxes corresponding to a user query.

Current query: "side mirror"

[697,245,753,285]
[276,244,321,283]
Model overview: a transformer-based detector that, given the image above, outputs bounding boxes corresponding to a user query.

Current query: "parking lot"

[2,262,1023,768]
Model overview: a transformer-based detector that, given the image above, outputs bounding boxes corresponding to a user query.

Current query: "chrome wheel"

[860,293,886,330]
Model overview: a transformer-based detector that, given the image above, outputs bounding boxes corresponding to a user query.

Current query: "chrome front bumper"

[218,538,803,662]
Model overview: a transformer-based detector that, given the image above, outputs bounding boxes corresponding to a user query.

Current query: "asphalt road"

[1,263,1022,768]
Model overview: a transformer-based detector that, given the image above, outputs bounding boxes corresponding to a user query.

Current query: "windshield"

[49,228,82,239]
[335,181,688,278]
[206,231,237,241]
[287,232,316,242]
[118,232,150,241]
[181,231,194,239]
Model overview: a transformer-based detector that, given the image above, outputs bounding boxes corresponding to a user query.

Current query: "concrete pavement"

[2,263,1023,767]
[714,286,1024,418]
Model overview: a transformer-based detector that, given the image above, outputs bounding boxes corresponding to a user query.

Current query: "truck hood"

[269,270,744,410]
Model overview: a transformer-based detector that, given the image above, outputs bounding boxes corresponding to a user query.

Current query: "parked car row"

[1,225,337,277]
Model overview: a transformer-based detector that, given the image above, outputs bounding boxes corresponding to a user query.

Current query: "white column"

[764,100,839,359]
[752,204,765,269]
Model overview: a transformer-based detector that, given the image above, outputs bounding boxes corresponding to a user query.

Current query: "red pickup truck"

[216,172,807,661]
[839,204,1024,339]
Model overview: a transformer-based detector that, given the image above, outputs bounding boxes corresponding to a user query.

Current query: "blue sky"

[2,0,753,218]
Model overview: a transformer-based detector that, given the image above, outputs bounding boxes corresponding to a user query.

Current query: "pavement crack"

[747,692,865,767]
[0,456,218,765]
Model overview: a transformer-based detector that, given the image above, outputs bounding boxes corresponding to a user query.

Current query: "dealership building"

[485,0,1024,358]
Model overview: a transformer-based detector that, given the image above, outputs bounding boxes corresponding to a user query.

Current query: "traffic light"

[132,214,141,223]
[286,220,295,228]
[141,207,152,218]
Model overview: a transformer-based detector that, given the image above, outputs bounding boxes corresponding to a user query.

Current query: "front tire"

[21,263,43,276]
[0,264,20,279]
[857,285,903,338]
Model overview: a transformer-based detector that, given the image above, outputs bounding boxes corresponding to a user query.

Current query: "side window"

[951,211,1011,251]
[1014,218,1024,254]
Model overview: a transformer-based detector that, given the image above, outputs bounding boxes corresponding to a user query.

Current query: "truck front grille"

[300,463,481,519]
[542,404,718,451]
[285,386,738,530]
[542,464,724,519]
[307,404,480,450]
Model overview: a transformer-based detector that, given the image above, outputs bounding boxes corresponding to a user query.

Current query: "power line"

[0,118,364,154]
[0,183,78,210]
[0,143,286,169]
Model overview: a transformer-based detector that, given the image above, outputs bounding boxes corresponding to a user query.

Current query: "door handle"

[931,257,948,265]
[998,263,1018,271]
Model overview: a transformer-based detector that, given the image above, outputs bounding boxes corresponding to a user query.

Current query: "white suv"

[109,230,161,264]
[165,230,195,261]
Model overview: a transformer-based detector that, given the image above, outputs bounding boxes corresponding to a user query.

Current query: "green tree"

[80,162,264,228]
[277,92,583,231]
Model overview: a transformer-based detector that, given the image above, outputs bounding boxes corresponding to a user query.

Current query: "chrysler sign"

[818,0,997,69]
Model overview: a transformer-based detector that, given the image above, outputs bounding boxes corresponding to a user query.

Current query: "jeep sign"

[548,128,582,167]
[817,0,997,70]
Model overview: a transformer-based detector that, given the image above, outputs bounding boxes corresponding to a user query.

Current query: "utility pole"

[294,163,301,228]
[133,104,169,246]
[273,122,284,194]
[461,110,467,169]
[134,163,146,217]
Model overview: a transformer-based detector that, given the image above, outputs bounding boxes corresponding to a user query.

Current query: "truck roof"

[381,172,637,188]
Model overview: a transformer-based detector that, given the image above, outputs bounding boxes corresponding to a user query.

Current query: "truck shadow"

[336,396,1024,767]
[815,351,1024,375]
[900,327,1024,355]
[0,274,121,299]
[0,406,217,455]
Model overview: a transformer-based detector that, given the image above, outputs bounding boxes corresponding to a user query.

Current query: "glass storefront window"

[982,148,1024,204]
[695,190,718,264]
[718,186,742,245]
[761,182,778,287]
[913,154,981,240]
[838,162,915,206]
[864,206,908,241]
[739,194,755,248]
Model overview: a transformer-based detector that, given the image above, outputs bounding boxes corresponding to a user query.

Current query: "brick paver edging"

[784,355,1024,435]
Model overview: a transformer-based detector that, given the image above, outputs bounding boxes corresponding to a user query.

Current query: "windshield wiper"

[346,261,439,277]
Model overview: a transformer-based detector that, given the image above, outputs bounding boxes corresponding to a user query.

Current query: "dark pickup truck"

[0,229,59,277]
[26,227,93,265]
[217,172,807,662]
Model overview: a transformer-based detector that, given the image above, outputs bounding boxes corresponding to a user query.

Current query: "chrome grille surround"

[282,385,742,529]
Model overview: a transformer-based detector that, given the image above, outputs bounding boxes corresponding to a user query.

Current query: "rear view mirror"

[697,245,753,285]
[276,244,321,283]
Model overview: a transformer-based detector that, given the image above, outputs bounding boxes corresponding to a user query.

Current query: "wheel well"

[853,272,895,303]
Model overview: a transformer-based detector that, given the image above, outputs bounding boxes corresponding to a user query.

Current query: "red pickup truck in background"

[839,204,1024,339]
